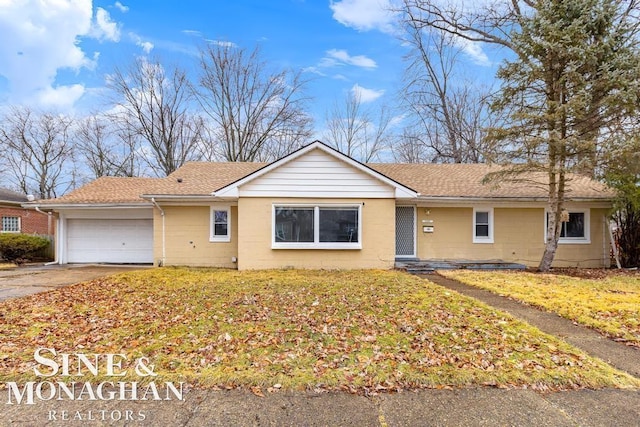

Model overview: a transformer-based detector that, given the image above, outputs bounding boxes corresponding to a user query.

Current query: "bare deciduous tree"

[107,57,205,176]
[195,44,313,162]
[75,114,139,178]
[323,90,391,162]
[0,106,75,199]
[398,4,502,163]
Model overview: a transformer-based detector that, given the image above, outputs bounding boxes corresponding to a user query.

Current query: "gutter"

[34,206,58,265]
[416,196,612,202]
[141,194,216,200]
[27,203,153,209]
[151,198,166,267]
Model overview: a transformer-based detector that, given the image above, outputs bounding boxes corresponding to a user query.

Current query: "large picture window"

[275,208,314,243]
[273,205,361,249]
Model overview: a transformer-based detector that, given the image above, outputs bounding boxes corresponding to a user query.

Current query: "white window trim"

[272,204,362,250]
[1,216,21,233]
[473,207,494,244]
[544,208,591,245]
[210,206,231,242]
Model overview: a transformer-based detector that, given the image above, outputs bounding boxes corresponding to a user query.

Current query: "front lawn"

[1,268,637,392]
[440,270,640,348]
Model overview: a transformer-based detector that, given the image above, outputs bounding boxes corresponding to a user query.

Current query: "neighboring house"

[0,187,52,235]
[30,141,614,269]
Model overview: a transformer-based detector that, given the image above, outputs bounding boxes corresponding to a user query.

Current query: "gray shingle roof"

[35,161,615,205]
[0,187,28,204]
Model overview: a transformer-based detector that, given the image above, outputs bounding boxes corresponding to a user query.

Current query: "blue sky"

[0,0,495,130]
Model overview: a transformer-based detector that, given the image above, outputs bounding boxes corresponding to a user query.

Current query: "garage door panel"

[67,219,153,263]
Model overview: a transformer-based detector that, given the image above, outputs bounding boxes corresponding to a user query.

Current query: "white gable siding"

[238,149,395,198]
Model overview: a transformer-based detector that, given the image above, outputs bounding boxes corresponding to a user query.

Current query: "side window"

[546,210,589,243]
[210,207,230,242]
[1,216,20,233]
[561,212,585,238]
[473,208,494,243]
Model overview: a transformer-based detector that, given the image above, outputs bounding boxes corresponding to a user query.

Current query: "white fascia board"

[395,188,420,199]
[213,187,239,198]
[214,141,418,199]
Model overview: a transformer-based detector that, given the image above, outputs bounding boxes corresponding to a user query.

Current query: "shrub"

[0,234,50,264]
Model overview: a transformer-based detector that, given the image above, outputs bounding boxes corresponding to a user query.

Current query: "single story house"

[30,141,614,269]
[0,187,53,235]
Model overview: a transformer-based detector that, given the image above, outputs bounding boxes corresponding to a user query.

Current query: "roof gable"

[214,141,418,199]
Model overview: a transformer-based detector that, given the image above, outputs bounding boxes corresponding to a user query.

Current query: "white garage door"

[67,219,153,263]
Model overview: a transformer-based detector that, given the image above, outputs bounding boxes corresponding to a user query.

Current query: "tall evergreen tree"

[403,0,640,270]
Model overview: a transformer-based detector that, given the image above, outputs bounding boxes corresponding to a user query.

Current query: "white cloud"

[92,7,120,41]
[303,66,326,77]
[207,39,238,48]
[114,1,129,12]
[138,40,154,54]
[0,0,124,109]
[455,38,491,66]
[330,0,397,33]
[182,30,202,37]
[351,84,384,103]
[322,49,377,69]
[130,32,154,53]
[36,84,86,110]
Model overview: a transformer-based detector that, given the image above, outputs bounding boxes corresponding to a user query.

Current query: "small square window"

[561,212,585,238]
[1,216,20,233]
[546,210,589,243]
[210,207,231,242]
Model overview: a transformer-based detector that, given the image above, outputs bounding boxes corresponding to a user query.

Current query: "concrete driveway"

[0,264,149,301]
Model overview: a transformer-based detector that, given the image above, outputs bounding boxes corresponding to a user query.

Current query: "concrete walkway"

[425,273,640,379]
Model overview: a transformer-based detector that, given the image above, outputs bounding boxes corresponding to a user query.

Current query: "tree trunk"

[539,202,560,272]
[539,155,565,272]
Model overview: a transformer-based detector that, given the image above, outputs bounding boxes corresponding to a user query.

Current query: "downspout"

[34,206,59,265]
[151,198,166,266]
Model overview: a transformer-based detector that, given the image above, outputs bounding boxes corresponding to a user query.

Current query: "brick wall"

[0,206,54,235]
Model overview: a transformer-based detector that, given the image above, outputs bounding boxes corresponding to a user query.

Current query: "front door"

[395,206,416,258]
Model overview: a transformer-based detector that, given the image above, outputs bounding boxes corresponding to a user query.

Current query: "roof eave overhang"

[25,203,153,210]
[0,200,25,206]
[415,195,613,204]
[141,194,238,203]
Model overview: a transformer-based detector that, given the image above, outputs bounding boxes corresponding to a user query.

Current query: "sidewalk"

[2,387,639,426]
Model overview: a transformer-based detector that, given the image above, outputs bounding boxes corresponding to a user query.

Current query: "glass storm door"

[395,206,416,258]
